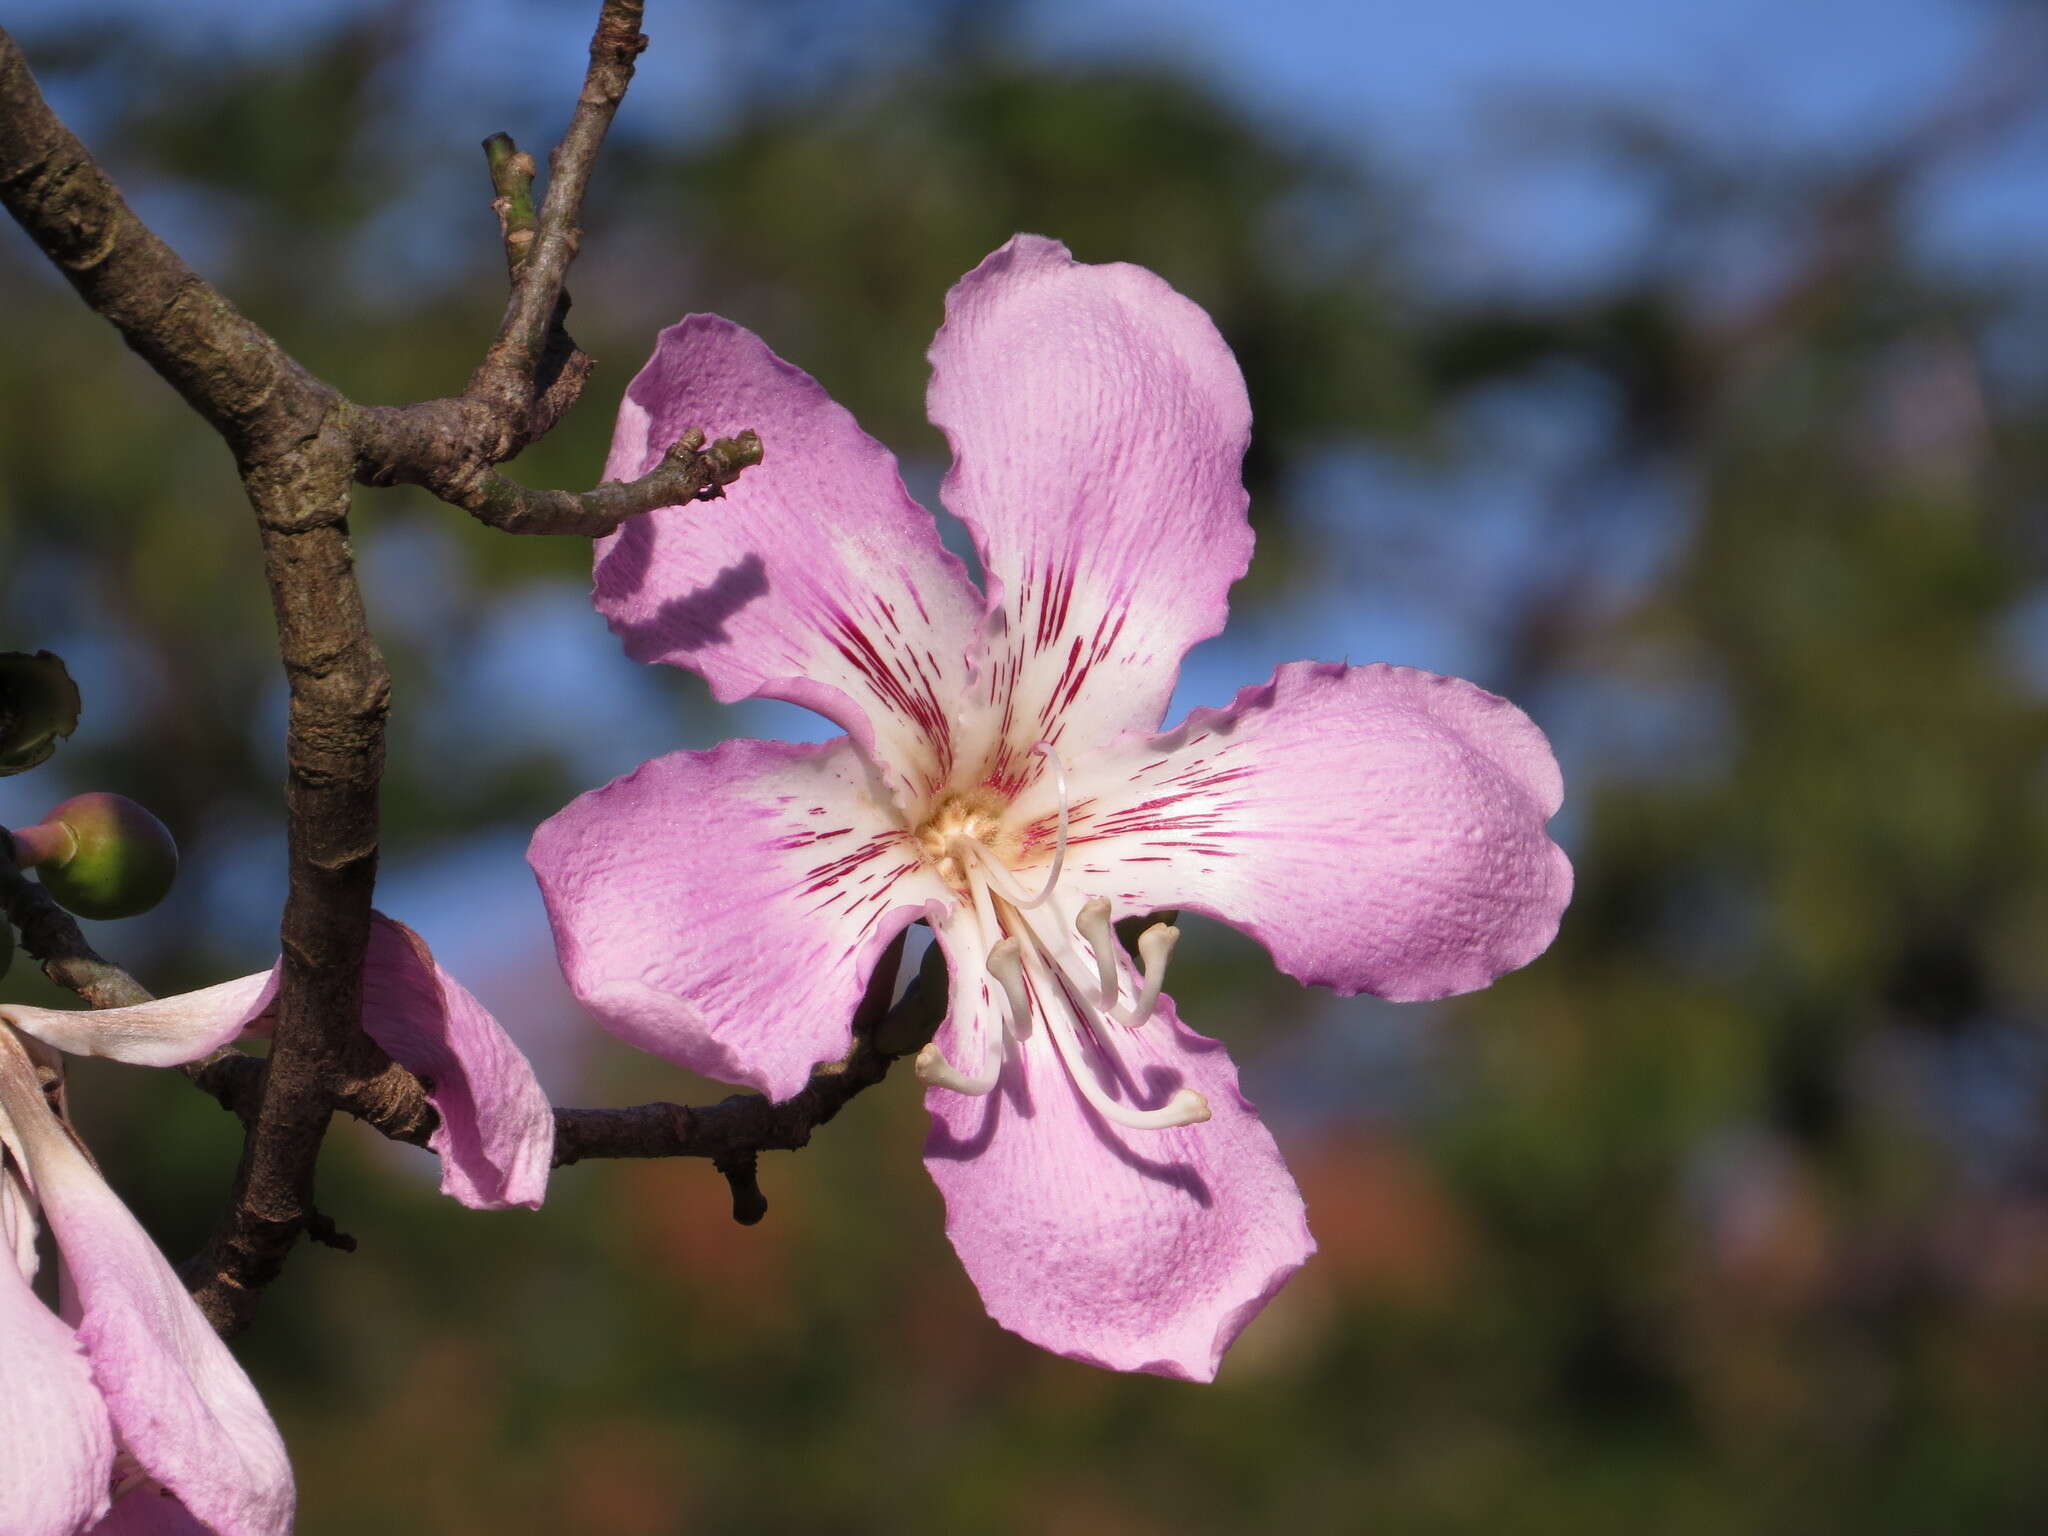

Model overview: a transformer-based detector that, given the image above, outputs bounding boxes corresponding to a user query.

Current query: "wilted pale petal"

[927,234,1254,775]
[922,994,1313,1380]
[1066,661,1571,1001]
[359,915,555,1210]
[0,1257,116,1536]
[4,1140,38,1280]
[595,315,986,800]
[0,918,552,1212]
[0,1114,117,1536]
[0,974,274,1068]
[0,1039,293,1536]
[530,736,950,1102]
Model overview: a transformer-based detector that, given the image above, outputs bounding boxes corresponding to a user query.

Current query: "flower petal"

[921,995,1313,1380]
[4,1140,40,1280]
[595,315,985,800]
[927,234,1254,775]
[0,1256,115,1536]
[0,1140,116,1536]
[0,974,275,1068]
[0,1038,293,1536]
[89,1485,211,1534]
[0,919,551,1211]
[358,915,555,1211]
[1067,661,1572,1002]
[529,736,950,1102]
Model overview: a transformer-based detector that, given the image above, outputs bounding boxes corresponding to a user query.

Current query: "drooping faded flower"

[530,235,1572,1379]
[2,914,555,1212]
[0,1026,290,1536]
[0,913,555,1534]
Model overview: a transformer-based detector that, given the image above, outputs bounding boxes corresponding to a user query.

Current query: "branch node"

[713,1150,769,1226]
[304,1210,357,1253]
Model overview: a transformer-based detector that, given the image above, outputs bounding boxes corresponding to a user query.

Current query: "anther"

[1126,922,1180,1028]
[1075,896,1119,1011]
[913,1040,999,1095]
[984,937,1032,1037]
[1011,934,1212,1131]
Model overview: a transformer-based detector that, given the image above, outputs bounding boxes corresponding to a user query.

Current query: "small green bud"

[0,651,82,776]
[33,793,179,921]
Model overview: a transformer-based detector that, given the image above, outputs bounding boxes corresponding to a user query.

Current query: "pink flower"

[0,914,555,1534]
[0,1028,289,1536]
[529,235,1572,1379]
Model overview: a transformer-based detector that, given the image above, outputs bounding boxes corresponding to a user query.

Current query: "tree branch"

[372,425,763,537]
[0,865,153,1009]
[185,933,948,1227]
[183,419,392,1338]
[0,20,388,1338]
[356,421,765,540]
[12,868,944,1294]
[482,130,592,441]
[484,132,541,275]
[0,27,335,458]
[0,0,758,1339]
[467,0,646,427]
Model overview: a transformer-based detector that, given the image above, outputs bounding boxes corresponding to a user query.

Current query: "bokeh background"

[6,0,2048,1531]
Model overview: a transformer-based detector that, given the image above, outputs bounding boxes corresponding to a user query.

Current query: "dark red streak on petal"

[824,613,953,775]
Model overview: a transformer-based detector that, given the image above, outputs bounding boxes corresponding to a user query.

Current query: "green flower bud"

[32,793,179,921]
[0,651,82,776]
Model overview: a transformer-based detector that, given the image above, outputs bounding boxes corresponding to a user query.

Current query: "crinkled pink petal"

[0,1040,292,1536]
[921,991,1313,1381]
[595,315,985,800]
[1066,661,1572,1002]
[0,1148,116,1536]
[927,234,1255,778]
[88,1484,210,1534]
[530,736,950,1102]
[0,974,275,1068]
[357,914,555,1211]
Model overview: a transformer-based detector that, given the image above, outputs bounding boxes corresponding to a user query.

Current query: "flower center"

[910,742,1207,1132]
[913,787,1010,892]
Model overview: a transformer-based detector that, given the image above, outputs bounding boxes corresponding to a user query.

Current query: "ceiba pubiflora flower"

[0,914,554,1533]
[0,1026,292,1536]
[530,235,1572,1379]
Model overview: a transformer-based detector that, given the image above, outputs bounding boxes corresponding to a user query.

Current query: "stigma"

[911,741,1208,1133]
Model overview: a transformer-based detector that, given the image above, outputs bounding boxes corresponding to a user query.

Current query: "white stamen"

[996,881,1119,1025]
[984,938,1031,1032]
[1075,897,1120,1011]
[914,1039,1000,1096]
[917,876,1005,1094]
[1126,922,1180,1028]
[963,855,1030,1041]
[1002,740,1069,909]
[964,839,1041,913]
[1014,936,1210,1131]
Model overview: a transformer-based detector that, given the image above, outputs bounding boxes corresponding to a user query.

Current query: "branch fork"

[0,0,789,1339]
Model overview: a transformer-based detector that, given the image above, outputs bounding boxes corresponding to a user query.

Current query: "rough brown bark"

[0,0,772,1338]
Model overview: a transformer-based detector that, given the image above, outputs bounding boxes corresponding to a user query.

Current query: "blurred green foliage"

[3,3,2047,1533]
